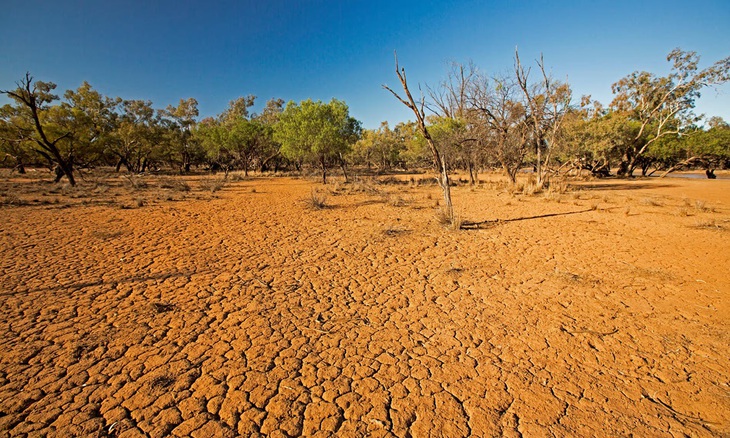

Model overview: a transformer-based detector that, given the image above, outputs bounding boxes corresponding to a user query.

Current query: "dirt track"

[1,173,729,437]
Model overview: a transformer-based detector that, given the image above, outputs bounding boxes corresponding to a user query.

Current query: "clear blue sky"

[1,0,728,129]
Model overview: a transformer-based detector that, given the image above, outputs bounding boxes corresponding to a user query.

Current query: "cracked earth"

[1,173,729,436]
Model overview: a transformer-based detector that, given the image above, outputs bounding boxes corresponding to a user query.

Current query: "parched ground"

[1,170,729,437]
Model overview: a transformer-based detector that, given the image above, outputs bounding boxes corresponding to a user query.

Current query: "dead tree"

[515,50,571,188]
[383,53,454,222]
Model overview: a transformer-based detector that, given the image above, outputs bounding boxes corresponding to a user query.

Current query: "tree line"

[2,48,728,187]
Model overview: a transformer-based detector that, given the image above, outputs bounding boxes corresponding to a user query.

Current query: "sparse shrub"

[676,207,690,217]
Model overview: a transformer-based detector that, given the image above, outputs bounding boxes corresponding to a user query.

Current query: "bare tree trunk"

[383,53,454,222]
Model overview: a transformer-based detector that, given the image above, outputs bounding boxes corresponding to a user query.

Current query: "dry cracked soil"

[1,170,729,437]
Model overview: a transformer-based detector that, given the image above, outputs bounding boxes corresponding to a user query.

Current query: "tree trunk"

[320,155,327,184]
[536,143,543,187]
[339,152,349,183]
[503,164,517,184]
[438,156,453,215]
[54,165,64,183]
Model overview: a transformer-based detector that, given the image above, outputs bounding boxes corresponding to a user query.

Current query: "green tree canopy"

[274,98,361,183]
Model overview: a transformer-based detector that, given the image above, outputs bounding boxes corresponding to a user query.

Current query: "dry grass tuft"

[692,219,724,230]
[694,200,711,213]
[382,192,409,207]
[676,207,691,217]
[305,189,328,210]
[124,175,148,190]
[159,178,190,192]
[640,197,663,207]
[200,177,225,193]
[543,192,562,203]
[383,227,410,237]
[1,193,24,206]
[435,209,462,230]
[547,179,569,194]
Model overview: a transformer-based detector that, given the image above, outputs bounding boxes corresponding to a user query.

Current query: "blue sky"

[1,0,728,129]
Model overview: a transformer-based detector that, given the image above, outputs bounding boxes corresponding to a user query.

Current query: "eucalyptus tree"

[655,120,730,178]
[252,98,284,172]
[111,99,162,173]
[2,74,78,184]
[274,98,361,184]
[59,81,121,169]
[351,122,404,171]
[395,121,430,168]
[162,98,200,172]
[610,48,730,176]
[0,103,35,173]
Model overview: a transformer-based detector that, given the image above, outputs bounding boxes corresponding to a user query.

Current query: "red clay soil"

[0,172,728,437]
